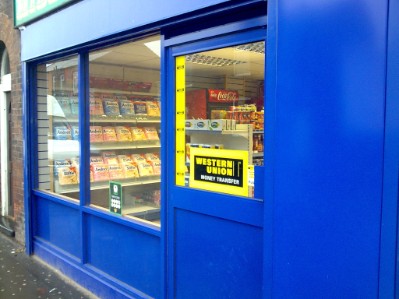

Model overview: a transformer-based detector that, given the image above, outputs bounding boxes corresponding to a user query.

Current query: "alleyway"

[0,232,97,299]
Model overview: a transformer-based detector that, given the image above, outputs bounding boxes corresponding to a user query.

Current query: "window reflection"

[88,35,162,225]
[36,56,80,201]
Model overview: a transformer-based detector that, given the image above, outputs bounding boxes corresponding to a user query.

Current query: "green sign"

[14,0,77,27]
[109,181,122,215]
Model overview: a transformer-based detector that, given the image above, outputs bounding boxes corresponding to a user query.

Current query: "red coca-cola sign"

[208,89,239,103]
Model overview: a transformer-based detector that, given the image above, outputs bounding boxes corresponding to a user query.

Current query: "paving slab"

[0,233,98,299]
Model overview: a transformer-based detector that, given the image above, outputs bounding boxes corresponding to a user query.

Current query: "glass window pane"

[88,35,161,225]
[36,56,80,201]
[176,42,265,199]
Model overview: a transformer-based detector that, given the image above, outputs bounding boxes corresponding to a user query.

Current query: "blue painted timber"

[34,196,81,259]
[20,0,262,61]
[86,214,161,298]
[379,0,399,297]
[165,22,267,298]
[21,0,399,298]
[272,0,387,298]
[174,209,263,299]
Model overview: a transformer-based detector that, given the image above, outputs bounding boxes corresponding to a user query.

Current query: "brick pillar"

[0,1,24,245]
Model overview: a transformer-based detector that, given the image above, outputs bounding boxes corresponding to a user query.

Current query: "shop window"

[176,42,265,198]
[36,56,80,201]
[88,35,161,224]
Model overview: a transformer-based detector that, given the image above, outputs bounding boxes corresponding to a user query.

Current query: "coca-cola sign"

[208,89,239,103]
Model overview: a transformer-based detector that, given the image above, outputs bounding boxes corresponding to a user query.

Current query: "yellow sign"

[175,56,186,186]
[190,148,248,196]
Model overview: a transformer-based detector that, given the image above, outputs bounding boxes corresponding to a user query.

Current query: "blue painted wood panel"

[379,0,399,296]
[20,0,237,60]
[174,209,263,299]
[34,197,81,258]
[23,0,396,297]
[165,21,267,298]
[272,0,387,298]
[86,214,161,298]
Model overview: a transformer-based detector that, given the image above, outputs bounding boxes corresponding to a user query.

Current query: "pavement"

[0,232,98,299]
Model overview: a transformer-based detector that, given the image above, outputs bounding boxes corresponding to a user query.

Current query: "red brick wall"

[0,0,24,244]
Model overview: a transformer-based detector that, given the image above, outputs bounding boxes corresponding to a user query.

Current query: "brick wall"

[0,0,12,19]
[0,0,24,244]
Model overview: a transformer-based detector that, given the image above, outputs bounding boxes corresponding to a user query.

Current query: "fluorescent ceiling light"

[186,54,246,67]
[145,40,161,57]
[235,42,265,54]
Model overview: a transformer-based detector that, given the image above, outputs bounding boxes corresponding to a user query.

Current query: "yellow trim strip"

[175,56,186,186]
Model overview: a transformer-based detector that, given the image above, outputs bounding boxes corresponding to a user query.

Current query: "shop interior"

[39,35,265,225]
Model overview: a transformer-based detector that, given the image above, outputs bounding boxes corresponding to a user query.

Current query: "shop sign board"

[109,181,122,215]
[14,0,78,27]
[190,148,248,196]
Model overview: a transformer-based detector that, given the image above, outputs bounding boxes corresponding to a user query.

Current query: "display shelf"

[51,116,79,123]
[54,176,161,194]
[124,204,160,221]
[124,205,159,214]
[187,124,252,149]
[52,116,161,124]
[90,88,159,97]
[41,60,163,224]
[47,140,160,158]
[90,141,160,151]
[90,115,160,123]
[185,128,249,138]
[135,118,161,124]
[186,124,263,166]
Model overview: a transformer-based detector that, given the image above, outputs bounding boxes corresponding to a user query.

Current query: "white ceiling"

[89,35,265,80]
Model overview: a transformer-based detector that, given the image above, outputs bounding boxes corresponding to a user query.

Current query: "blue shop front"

[20,0,399,298]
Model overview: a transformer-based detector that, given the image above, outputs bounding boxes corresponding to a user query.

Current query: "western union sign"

[190,148,248,196]
[194,157,242,185]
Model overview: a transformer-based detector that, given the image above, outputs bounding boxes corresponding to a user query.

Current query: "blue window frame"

[22,3,269,297]
[28,34,164,247]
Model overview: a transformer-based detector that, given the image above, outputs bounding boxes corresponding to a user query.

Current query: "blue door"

[165,24,267,299]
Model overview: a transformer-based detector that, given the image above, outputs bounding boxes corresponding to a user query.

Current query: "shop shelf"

[90,141,160,151]
[54,176,161,194]
[90,88,159,97]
